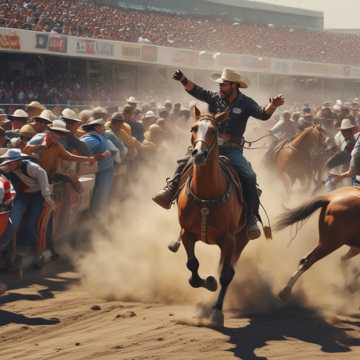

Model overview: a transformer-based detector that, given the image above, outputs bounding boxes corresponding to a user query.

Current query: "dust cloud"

[74,92,359,320]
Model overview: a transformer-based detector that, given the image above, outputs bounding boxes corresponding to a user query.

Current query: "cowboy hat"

[81,118,105,130]
[339,118,356,131]
[8,109,29,121]
[34,110,53,124]
[127,96,138,104]
[26,101,45,111]
[211,68,248,88]
[19,124,37,137]
[62,108,81,122]
[144,110,156,119]
[0,148,28,166]
[49,119,70,133]
[92,106,108,116]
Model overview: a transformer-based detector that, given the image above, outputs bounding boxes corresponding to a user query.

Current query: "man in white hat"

[325,119,358,187]
[153,68,284,239]
[331,119,360,186]
[0,148,55,253]
[6,109,29,138]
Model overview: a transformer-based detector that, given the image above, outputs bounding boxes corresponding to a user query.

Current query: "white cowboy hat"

[34,110,53,124]
[127,96,138,104]
[144,110,156,118]
[339,118,356,131]
[0,148,28,166]
[8,109,29,120]
[62,108,81,122]
[92,106,108,115]
[211,68,248,88]
[49,119,70,133]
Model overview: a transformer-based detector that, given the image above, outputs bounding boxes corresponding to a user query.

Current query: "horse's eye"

[191,126,198,132]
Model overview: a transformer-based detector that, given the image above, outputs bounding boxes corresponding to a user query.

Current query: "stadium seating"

[1,0,360,65]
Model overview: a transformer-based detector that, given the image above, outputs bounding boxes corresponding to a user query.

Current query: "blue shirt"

[81,132,114,172]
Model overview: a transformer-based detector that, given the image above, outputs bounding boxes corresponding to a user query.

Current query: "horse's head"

[310,123,329,148]
[190,106,228,166]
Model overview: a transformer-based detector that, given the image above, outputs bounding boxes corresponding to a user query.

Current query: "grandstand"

[0,0,360,107]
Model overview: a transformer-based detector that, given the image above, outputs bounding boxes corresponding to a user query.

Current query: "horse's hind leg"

[181,230,217,292]
[279,243,341,301]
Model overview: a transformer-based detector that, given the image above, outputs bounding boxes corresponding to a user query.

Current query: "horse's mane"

[290,125,322,147]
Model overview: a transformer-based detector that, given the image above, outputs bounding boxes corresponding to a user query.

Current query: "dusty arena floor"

[0,261,359,360]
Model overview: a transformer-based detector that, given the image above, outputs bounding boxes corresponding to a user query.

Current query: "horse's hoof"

[205,276,218,292]
[279,287,291,302]
[168,240,181,253]
[210,308,224,328]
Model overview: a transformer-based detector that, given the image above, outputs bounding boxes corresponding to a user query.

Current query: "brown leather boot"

[152,178,179,209]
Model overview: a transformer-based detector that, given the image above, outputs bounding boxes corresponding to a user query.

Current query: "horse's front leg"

[181,229,217,292]
[211,234,237,328]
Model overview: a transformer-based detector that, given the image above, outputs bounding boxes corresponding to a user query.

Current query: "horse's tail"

[275,196,330,231]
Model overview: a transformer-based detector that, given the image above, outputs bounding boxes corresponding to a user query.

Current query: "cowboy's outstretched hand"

[173,69,185,81]
[270,95,285,107]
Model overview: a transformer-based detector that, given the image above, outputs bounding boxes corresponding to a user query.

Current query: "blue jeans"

[91,167,114,213]
[0,218,13,252]
[5,192,44,249]
[219,146,259,221]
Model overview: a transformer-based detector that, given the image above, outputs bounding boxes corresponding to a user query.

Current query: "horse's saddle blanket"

[178,156,244,204]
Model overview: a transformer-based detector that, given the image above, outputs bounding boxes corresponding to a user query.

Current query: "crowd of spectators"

[1,0,360,65]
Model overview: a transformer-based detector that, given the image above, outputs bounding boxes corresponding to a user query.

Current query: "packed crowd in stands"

[1,0,360,65]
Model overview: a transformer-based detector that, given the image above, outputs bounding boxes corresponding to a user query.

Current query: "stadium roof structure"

[204,0,323,17]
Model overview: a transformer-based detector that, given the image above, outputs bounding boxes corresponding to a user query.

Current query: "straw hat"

[49,120,70,133]
[127,96,138,105]
[8,109,29,121]
[26,101,45,111]
[19,124,37,137]
[62,108,81,122]
[339,118,356,131]
[211,68,248,88]
[34,110,53,124]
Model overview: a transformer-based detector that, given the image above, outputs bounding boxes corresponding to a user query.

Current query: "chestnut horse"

[275,186,360,300]
[274,125,328,192]
[176,107,248,327]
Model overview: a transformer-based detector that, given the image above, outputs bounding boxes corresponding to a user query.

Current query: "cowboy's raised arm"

[249,95,285,121]
[173,69,216,105]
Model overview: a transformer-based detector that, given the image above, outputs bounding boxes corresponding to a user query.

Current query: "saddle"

[178,155,244,205]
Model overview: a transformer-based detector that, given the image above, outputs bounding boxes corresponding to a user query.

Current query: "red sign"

[48,36,67,53]
[0,32,20,50]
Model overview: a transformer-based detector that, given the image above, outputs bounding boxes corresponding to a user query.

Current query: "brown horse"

[275,186,360,300]
[176,107,248,327]
[274,125,328,192]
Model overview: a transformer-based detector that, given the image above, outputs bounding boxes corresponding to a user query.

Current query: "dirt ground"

[0,260,359,360]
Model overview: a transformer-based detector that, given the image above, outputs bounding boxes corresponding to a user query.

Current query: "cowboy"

[30,110,53,134]
[126,96,138,110]
[105,113,128,162]
[330,124,360,186]
[61,108,89,155]
[23,120,95,186]
[326,119,357,172]
[122,105,145,143]
[153,68,284,239]
[26,101,45,120]
[0,149,54,252]
[81,118,115,212]
[5,109,29,138]
[270,111,297,142]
